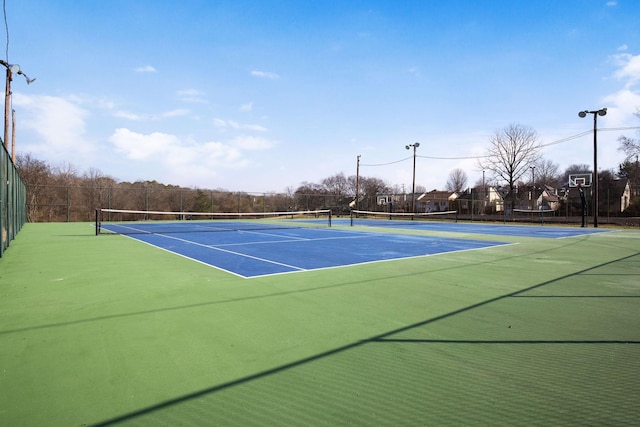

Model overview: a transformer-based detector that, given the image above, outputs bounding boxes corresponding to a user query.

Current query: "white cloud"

[177,89,207,103]
[604,51,640,126]
[250,70,280,79]
[606,1,617,6]
[617,44,628,51]
[213,118,240,129]
[107,128,276,183]
[109,128,178,160]
[113,108,190,121]
[212,118,228,128]
[135,65,157,73]
[114,111,145,121]
[240,102,253,112]
[162,109,190,118]
[212,117,267,132]
[610,53,640,87]
[12,93,93,160]
[602,89,640,126]
[243,124,268,132]
[232,135,274,150]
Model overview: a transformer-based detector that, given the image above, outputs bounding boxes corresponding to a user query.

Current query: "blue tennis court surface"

[117,227,510,278]
[341,218,613,238]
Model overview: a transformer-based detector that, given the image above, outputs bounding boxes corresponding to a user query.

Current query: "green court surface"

[1,222,639,426]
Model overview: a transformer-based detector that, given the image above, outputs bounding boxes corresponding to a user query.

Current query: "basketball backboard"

[568,173,592,188]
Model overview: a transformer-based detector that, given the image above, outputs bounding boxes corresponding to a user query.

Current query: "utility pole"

[579,108,607,228]
[355,155,360,210]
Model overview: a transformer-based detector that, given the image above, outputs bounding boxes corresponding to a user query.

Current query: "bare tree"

[360,176,391,210]
[531,159,561,188]
[564,164,591,176]
[618,109,640,161]
[322,173,349,194]
[479,123,542,203]
[446,168,468,192]
[16,153,52,222]
[82,168,117,220]
[321,172,350,208]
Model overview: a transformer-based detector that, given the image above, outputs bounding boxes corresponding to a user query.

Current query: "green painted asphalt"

[1,222,639,426]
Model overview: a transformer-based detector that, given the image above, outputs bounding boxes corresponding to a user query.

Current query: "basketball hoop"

[568,173,592,188]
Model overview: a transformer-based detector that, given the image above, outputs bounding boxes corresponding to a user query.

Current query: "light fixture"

[578,108,607,228]
[0,59,36,160]
[405,142,420,214]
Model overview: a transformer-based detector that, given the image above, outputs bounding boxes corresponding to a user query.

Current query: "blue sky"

[7,0,640,193]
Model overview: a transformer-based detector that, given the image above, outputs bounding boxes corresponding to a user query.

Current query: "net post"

[350,209,354,226]
[95,209,100,235]
[328,210,332,227]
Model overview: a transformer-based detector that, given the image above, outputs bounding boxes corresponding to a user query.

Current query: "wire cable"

[359,127,640,167]
[3,0,8,62]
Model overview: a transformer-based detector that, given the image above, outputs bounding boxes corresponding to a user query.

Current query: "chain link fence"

[1,143,27,257]
[25,184,365,223]
[23,183,640,228]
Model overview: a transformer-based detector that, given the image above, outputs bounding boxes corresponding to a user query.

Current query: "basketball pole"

[592,113,599,228]
[578,108,607,228]
[578,184,586,228]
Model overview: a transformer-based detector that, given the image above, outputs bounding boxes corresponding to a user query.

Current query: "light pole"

[0,60,35,155]
[354,155,361,211]
[578,108,607,228]
[482,170,486,214]
[530,166,535,211]
[405,142,420,213]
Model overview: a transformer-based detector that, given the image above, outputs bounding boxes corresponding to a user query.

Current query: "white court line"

[138,232,307,272]
[216,230,378,247]
[247,241,519,279]
[113,227,515,279]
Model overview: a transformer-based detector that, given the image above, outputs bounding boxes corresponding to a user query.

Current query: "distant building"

[456,187,503,214]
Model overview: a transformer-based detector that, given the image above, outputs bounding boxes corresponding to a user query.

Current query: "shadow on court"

[90,252,640,426]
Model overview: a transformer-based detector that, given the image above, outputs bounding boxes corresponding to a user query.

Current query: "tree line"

[15,117,640,222]
[15,154,400,222]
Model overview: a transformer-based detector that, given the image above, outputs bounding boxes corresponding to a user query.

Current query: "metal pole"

[593,114,598,228]
[4,68,10,151]
[411,146,416,213]
[531,166,535,218]
[482,170,485,214]
[11,109,16,162]
[405,142,420,214]
[579,108,606,228]
[355,155,360,211]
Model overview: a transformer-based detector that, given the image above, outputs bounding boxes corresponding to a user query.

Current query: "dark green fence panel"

[1,142,27,257]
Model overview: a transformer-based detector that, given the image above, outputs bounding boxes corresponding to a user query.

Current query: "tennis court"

[107,225,510,278]
[1,220,639,426]
[97,209,612,278]
[347,210,614,238]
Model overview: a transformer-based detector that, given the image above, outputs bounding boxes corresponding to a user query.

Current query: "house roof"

[417,190,455,201]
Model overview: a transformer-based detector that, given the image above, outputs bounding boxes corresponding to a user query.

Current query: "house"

[564,178,632,215]
[416,190,457,212]
[539,187,561,211]
[605,179,632,213]
[456,186,503,214]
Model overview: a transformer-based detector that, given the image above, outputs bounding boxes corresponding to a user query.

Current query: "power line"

[416,154,489,160]
[539,130,592,148]
[360,127,640,167]
[600,126,640,132]
[3,0,8,62]
[361,156,412,167]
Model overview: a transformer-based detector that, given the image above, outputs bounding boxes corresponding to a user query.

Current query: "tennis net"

[95,208,332,235]
[350,209,458,226]
[512,208,556,224]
